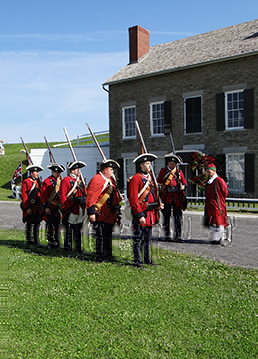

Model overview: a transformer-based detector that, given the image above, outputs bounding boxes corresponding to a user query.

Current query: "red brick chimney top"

[129,25,150,64]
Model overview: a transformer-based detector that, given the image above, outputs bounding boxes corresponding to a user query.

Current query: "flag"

[11,162,22,186]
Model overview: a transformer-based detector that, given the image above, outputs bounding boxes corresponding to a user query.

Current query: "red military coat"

[205,175,228,226]
[59,175,86,220]
[21,177,41,220]
[127,172,158,226]
[40,175,61,222]
[86,173,122,224]
[157,167,187,209]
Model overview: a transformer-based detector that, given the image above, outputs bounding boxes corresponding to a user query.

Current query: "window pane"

[151,102,164,135]
[123,107,136,137]
[226,90,244,129]
[227,153,245,192]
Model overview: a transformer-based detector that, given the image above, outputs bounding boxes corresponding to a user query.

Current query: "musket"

[20,137,42,187]
[86,123,106,160]
[86,122,122,187]
[44,136,55,164]
[63,127,87,191]
[86,123,123,223]
[20,137,33,166]
[169,132,181,183]
[44,136,62,180]
[135,120,160,203]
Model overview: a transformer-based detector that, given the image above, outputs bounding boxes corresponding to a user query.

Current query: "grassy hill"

[0,134,109,201]
[0,141,64,200]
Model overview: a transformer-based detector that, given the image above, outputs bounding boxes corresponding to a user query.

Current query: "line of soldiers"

[21,151,228,268]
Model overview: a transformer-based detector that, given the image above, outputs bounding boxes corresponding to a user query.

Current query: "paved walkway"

[0,201,257,269]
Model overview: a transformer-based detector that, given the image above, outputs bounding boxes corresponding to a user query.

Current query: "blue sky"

[0,0,257,144]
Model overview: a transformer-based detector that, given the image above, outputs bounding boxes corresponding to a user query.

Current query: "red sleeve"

[157,168,167,184]
[59,177,74,212]
[217,177,228,199]
[21,179,30,210]
[128,174,145,219]
[40,178,51,204]
[86,174,105,215]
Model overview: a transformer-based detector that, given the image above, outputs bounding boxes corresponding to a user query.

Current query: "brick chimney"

[129,25,150,63]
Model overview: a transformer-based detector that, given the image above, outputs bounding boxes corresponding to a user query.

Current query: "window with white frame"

[184,96,202,134]
[122,106,136,138]
[227,153,245,192]
[150,102,164,136]
[225,90,244,129]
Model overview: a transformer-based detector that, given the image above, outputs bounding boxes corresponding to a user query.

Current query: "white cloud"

[0,50,127,143]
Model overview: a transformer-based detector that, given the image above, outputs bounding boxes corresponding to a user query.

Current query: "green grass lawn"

[2,229,258,359]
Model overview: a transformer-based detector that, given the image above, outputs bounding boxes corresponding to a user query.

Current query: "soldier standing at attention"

[127,153,163,269]
[86,159,122,261]
[59,161,87,252]
[157,153,187,242]
[40,163,65,248]
[21,165,43,245]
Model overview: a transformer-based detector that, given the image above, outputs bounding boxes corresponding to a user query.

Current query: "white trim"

[149,101,165,136]
[225,89,244,131]
[122,105,136,139]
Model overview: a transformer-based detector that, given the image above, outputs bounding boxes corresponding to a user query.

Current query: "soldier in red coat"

[40,163,65,248]
[86,159,122,261]
[59,161,87,252]
[157,153,187,242]
[21,165,43,244]
[127,153,163,268]
[205,163,228,243]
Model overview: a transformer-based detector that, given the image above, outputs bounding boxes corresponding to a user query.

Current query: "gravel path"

[1,201,257,269]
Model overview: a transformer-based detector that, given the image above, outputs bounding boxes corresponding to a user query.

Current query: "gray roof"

[103,19,258,86]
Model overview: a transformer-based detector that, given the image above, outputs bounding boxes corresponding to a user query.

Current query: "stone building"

[103,20,258,196]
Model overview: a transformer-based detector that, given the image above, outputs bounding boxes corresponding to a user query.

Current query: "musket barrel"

[86,123,106,160]
[63,127,77,162]
[20,137,34,165]
[63,127,86,188]
[134,121,159,193]
[44,136,55,164]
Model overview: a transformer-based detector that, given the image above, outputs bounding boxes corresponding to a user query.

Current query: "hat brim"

[47,163,65,172]
[100,159,120,169]
[26,165,44,172]
[133,153,157,164]
[67,160,87,170]
[165,153,182,164]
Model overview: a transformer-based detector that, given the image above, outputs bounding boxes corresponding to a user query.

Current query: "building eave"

[102,51,258,87]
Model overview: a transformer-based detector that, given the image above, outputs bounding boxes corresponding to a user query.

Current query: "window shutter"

[216,93,225,131]
[164,101,172,135]
[245,153,255,193]
[116,158,124,191]
[244,89,254,129]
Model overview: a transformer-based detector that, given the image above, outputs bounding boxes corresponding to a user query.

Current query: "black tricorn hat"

[67,160,87,170]
[47,163,65,172]
[26,165,44,172]
[133,153,157,164]
[100,159,120,169]
[164,153,182,164]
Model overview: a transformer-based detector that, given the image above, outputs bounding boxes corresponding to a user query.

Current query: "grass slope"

[3,230,258,359]
[0,135,108,201]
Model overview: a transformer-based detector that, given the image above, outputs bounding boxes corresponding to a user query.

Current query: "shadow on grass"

[0,238,133,267]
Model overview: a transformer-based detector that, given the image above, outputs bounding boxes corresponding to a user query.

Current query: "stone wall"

[108,54,258,194]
